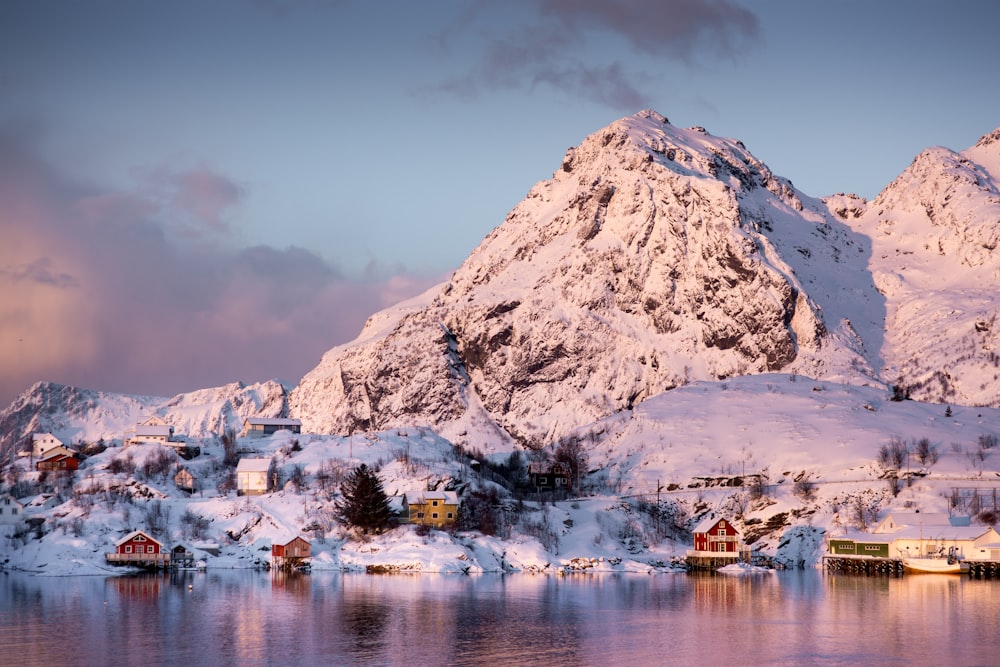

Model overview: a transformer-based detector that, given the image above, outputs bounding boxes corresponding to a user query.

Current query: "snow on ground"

[3,375,999,577]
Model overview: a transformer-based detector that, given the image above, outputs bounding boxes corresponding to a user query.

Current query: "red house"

[106,530,170,567]
[692,517,741,554]
[36,450,78,472]
[272,536,311,571]
[272,536,311,559]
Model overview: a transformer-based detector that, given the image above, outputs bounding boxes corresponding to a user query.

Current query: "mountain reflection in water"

[1,570,998,666]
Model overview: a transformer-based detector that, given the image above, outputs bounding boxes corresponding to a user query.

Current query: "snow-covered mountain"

[0,380,291,456]
[290,111,914,446]
[845,128,1000,406]
[4,111,1000,453]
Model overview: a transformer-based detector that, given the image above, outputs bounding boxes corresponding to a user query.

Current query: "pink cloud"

[0,124,439,408]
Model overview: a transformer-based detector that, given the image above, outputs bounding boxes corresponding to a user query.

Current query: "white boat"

[902,556,968,574]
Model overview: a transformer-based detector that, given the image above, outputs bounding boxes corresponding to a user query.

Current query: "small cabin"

[407,491,460,529]
[272,536,311,559]
[174,468,196,493]
[236,457,273,496]
[242,418,302,438]
[107,530,170,567]
[528,461,572,490]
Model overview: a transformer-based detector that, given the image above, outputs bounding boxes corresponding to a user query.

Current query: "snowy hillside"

[0,380,292,457]
[3,110,1000,575]
[4,373,999,576]
[845,128,1000,406]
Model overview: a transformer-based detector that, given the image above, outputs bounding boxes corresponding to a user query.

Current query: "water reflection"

[2,570,999,666]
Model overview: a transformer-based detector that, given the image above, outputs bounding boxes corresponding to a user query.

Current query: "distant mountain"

[0,380,291,456]
[845,128,1000,406]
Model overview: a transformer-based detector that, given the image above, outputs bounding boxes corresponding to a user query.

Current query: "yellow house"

[408,491,460,529]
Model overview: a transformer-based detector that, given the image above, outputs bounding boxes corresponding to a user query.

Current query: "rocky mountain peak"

[290,111,861,447]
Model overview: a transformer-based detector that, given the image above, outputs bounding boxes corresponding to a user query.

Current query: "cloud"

[133,163,246,235]
[0,123,442,408]
[432,0,759,110]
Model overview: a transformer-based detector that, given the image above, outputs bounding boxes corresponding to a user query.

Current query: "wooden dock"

[822,555,904,576]
[966,561,1000,579]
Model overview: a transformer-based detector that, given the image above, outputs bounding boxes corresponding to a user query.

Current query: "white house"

[889,525,1000,560]
[0,494,25,526]
[27,433,64,459]
[872,512,956,534]
[236,458,273,496]
[125,416,174,446]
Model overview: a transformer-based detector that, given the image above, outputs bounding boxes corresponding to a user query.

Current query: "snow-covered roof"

[872,512,954,533]
[236,457,272,473]
[114,530,163,547]
[134,424,172,437]
[888,525,999,542]
[412,491,459,504]
[693,516,732,535]
[244,418,301,426]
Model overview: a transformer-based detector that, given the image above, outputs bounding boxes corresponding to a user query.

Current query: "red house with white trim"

[106,530,170,567]
[691,517,741,555]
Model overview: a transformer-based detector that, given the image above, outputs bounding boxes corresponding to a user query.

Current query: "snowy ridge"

[848,127,1000,405]
[0,380,292,455]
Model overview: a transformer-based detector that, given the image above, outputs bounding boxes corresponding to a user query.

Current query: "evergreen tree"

[335,464,392,534]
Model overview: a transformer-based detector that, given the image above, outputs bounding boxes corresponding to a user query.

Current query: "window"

[447,513,454,519]
[432,500,439,507]
[416,512,424,519]
[148,546,155,553]
[135,535,146,542]
[864,545,882,552]
[432,513,439,519]
[125,546,132,553]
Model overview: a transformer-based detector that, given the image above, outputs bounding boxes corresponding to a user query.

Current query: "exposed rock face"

[291,111,868,446]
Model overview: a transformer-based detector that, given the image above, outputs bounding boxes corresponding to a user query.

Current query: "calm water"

[1,569,998,666]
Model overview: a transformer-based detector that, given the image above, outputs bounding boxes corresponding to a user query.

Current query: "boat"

[902,548,969,574]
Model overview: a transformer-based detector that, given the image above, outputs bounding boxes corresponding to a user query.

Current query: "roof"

[693,516,734,535]
[32,432,62,442]
[114,530,163,547]
[236,457,273,473]
[888,525,999,542]
[133,424,172,437]
[872,512,954,533]
[412,490,460,504]
[244,418,302,426]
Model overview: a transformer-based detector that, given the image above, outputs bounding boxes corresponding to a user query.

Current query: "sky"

[1,0,998,408]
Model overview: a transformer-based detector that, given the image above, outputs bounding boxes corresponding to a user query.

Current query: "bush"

[877,437,908,470]
[914,437,939,465]
[793,476,817,501]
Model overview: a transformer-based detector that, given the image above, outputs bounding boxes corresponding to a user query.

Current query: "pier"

[822,555,904,576]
